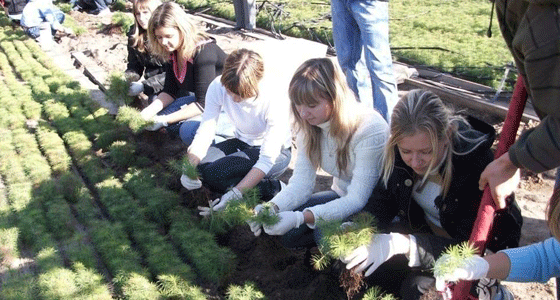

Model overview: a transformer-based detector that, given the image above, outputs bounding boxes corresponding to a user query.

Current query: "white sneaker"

[97,8,111,17]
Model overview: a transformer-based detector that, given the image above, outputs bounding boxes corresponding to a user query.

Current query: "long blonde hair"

[129,0,162,53]
[548,188,560,241]
[220,49,264,99]
[288,58,361,174]
[147,2,209,61]
[382,89,486,197]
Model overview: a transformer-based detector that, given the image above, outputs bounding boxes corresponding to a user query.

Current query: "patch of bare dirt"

[50,8,558,300]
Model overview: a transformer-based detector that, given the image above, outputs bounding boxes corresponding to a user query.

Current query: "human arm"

[478,152,521,209]
[124,32,144,82]
[139,91,174,120]
[192,43,227,105]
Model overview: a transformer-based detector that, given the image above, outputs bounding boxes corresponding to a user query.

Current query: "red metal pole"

[451,75,528,299]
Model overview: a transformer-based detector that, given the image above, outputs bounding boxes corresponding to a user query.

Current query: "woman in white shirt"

[180,49,292,213]
[249,57,389,250]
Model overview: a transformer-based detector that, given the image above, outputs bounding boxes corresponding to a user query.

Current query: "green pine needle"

[433,241,479,278]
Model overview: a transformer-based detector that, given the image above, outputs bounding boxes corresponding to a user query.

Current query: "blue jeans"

[281,190,340,249]
[196,138,292,200]
[157,95,195,139]
[25,11,65,39]
[178,110,236,146]
[331,0,398,121]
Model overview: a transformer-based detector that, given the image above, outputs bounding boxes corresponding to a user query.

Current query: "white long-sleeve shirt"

[188,76,292,174]
[271,109,389,222]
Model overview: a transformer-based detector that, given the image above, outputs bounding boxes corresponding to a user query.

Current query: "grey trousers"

[233,0,256,30]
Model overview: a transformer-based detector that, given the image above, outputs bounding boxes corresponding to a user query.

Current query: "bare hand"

[478,153,520,209]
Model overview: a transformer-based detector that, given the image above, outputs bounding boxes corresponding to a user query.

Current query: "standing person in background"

[183,49,292,213]
[340,89,522,300]
[479,0,560,210]
[125,0,166,103]
[141,1,227,140]
[330,0,398,121]
[249,58,389,251]
[233,0,256,30]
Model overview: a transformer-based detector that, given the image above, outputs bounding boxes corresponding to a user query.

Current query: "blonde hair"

[547,188,560,241]
[288,58,361,174]
[382,89,486,197]
[147,2,209,61]
[129,0,162,53]
[220,49,264,99]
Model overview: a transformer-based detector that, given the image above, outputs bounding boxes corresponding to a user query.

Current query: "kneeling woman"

[181,49,292,211]
[250,58,389,249]
[341,89,523,300]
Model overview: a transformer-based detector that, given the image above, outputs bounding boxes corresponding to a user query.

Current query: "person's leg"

[25,26,41,39]
[280,190,339,249]
[256,146,292,200]
[233,0,256,30]
[198,140,260,193]
[158,95,196,139]
[178,119,201,146]
[331,0,364,101]
[350,0,398,121]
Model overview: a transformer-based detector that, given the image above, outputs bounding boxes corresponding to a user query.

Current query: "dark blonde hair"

[147,2,209,61]
[548,188,560,240]
[288,58,361,174]
[220,49,264,99]
[383,89,486,197]
[129,0,162,53]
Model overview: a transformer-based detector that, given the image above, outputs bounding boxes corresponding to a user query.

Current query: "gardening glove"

[435,255,489,292]
[198,187,243,217]
[145,115,167,131]
[180,174,202,190]
[341,233,410,277]
[263,211,304,236]
[128,81,144,96]
[247,204,264,236]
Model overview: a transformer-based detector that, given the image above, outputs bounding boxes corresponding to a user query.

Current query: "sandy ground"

[47,7,559,299]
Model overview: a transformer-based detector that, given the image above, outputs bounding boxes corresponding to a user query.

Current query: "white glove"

[341,233,410,277]
[180,174,202,190]
[128,81,144,96]
[263,211,304,235]
[435,255,490,292]
[247,204,264,236]
[198,187,242,216]
[146,115,168,131]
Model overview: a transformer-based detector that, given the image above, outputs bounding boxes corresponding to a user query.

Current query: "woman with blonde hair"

[139,1,227,139]
[341,89,522,299]
[249,58,389,250]
[125,0,165,99]
[180,48,292,211]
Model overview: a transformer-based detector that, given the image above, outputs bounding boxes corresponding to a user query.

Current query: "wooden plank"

[71,51,108,92]
[404,77,540,123]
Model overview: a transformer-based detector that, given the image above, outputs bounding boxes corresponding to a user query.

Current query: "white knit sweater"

[271,109,388,223]
[188,77,292,174]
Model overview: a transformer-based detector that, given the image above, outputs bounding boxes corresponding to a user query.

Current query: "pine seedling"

[168,155,200,180]
[106,72,132,106]
[433,241,479,279]
[116,106,151,133]
[203,187,262,234]
[249,202,280,227]
[226,282,265,300]
[362,286,398,300]
[112,12,134,33]
[313,212,376,271]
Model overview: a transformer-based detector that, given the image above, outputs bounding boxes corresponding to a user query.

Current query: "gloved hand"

[146,115,168,131]
[128,81,145,96]
[198,187,242,217]
[263,211,304,235]
[341,233,410,276]
[247,204,264,236]
[180,174,202,190]
[435,255,490,292]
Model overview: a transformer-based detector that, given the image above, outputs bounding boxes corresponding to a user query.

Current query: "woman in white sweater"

[180,49,292,214]
[249,58,389,249]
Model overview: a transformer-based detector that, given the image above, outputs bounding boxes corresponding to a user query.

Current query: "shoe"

[473,278,515,300]
[92,8,111,16]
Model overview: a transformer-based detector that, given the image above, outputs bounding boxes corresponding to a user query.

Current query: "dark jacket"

[495,0,560,173]
[362,116,523,268]
[162,39,226,109]
[125,25,167,96]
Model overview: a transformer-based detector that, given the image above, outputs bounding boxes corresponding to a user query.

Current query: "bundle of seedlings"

[168,155,200,180]
[106,72,133,106]
[313,212,377,299]
[203,187,280,235]
[115,106,152,133]
[431,241,478,299]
